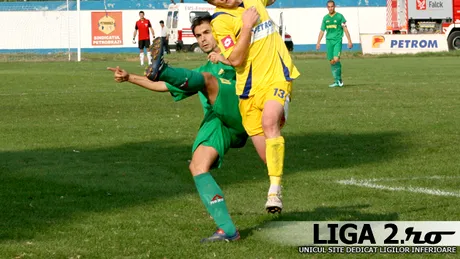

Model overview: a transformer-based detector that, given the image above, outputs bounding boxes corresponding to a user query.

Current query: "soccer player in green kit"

[316,0,353,88]
[107,15,244,243]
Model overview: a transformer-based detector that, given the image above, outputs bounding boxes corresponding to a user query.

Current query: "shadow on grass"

[0,131,405,241]
[240,205,399,240]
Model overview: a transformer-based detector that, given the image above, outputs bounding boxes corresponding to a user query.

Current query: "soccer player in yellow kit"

[204,0,300,213]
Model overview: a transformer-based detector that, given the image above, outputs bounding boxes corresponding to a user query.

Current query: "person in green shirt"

[316,0,353,88]
[107,15,245,243]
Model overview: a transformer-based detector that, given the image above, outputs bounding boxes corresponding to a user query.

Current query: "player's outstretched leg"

[145,37,206,92]
[145,37,165,81]
[190,145,240,243]
[194,173,240,243]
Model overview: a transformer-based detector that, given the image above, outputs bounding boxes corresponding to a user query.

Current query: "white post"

[67,0,71,61]
[77,0,81,62]
[280,12,286,41]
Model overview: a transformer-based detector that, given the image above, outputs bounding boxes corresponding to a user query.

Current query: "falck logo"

[416,0,427,10]
[210,194,224,205]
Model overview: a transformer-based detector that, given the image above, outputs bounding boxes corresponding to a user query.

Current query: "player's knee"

[262,119,281,138]
[262,102,284,137]
[189,159,211,176]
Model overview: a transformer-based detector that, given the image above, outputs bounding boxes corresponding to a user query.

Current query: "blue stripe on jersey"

[211,12,234,20]
[278,53,294,81]
[239,64,253,99]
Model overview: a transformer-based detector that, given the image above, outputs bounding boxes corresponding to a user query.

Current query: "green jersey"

[164,61,247,167]
[194,60,236,82]
[321,12,347,41]
[167,60,235,102]
[165,61,244,134]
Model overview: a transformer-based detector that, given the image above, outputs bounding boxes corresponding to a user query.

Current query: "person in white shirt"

[159,20,171,54]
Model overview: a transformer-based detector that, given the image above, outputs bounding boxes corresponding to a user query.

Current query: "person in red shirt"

[133,11,155,66]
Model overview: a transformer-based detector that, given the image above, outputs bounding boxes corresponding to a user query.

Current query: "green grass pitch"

[1,52,459,258]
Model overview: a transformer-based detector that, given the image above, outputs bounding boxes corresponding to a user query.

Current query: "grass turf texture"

[1,53,460,258]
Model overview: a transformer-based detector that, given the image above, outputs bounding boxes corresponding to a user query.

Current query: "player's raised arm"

[225,7,260,67]
[107,66,168,92]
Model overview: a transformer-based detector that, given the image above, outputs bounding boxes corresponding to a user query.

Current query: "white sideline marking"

[361,175,460,182]
[337,178,460,198]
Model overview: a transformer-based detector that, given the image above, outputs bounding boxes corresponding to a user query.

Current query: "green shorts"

[327,39,343,61]
[192,78,248,169]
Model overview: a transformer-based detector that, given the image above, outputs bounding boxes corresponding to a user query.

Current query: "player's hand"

[242,7,259,29]
[132,39,136,44]
[348,42,353,49]
[316,43,321,51]
[208,52,225,64]
[107,66,129,83]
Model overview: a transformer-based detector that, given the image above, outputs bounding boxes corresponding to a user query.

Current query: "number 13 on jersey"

[274,88,286,99]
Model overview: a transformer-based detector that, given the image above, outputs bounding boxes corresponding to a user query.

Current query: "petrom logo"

[372,36,385,48]
[251,19,276,43]
[390,39,439,48]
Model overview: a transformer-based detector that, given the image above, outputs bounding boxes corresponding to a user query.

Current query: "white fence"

[0,7,386,53]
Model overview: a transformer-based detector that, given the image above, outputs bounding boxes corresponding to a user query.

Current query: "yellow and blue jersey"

[211,0,300,99]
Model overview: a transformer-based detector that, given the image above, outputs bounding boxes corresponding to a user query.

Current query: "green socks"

[193,173,237,235]
[159,65,206,92]
[336,61,342,81]
[331,62,342,82]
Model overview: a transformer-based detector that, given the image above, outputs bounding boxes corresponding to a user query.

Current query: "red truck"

[386,0,460,50]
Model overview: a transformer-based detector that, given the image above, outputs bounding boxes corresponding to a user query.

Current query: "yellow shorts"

[239,81,292,137]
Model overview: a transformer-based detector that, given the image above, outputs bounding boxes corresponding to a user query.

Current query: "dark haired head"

[139,11,145,14]
[191,14,213,36]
